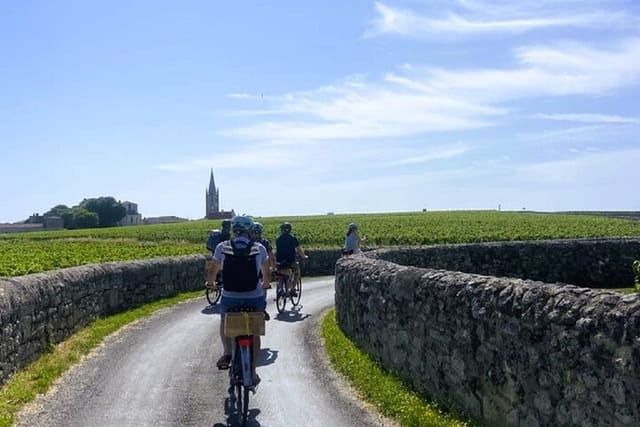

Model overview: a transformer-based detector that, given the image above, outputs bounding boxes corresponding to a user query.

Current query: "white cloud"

[221,38,640,143]
[532,113,640,124]
[366,1,638,38]
[154,144,296,172]
[422,38,640,99]
[391,144,471,165]
[514,148,640,186]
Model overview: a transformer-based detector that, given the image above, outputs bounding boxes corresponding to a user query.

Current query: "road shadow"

[215,405,262,426]
[274,306,311,323]
[257,347,278,367]
[201,304,221,315]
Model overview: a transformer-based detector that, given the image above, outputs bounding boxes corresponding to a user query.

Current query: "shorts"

[220,295,266,315]
[277,261,300,276]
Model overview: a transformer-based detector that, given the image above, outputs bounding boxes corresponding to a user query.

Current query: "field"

[1,211,640,278]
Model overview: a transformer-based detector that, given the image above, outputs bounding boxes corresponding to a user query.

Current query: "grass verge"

[0,290,203,427]
[321,310,473,427]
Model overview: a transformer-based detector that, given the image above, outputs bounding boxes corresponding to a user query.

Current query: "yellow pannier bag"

[225,312,266,337]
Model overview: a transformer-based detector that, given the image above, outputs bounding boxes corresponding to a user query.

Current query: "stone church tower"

[205,169,234,220]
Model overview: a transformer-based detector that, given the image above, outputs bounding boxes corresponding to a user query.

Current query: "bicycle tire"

[290,276,302,306]
[235,383,243,422]
[241,385,250,425]
[276,277,287,313]
[206,286,221,305]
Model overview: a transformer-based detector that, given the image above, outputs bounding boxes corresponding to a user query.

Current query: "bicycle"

[205,276,222,305]
[224,308,265,426]
[273,266,302,313]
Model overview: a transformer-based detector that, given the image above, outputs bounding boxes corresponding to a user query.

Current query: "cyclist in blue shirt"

[275,222,308,296]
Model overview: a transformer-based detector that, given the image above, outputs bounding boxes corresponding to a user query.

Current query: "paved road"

[16,277,392,427]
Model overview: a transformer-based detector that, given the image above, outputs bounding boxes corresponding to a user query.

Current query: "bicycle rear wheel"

[290,276,302,306]
[235,383,244,422]
[276,277,287,313]
[241,386,250,425]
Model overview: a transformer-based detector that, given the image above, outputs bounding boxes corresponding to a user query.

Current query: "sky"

[1,0,639,223]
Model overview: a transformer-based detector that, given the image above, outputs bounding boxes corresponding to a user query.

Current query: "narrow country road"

[16,277,392,427]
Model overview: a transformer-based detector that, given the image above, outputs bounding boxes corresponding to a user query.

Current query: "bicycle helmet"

[250,222,264,238]
[221,219,232,230]
[231,215,254,235]
[280,222,292,234]
[348,223,358,231]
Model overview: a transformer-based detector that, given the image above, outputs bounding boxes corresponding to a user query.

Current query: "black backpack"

[221,239,259,292]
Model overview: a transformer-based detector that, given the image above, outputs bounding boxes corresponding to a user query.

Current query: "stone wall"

[0,255,208,386]
[0,249,340,387]
[366,238,640,288]
[335,239,640,426]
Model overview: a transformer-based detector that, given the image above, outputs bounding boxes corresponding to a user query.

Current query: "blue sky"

[1,0,639,223]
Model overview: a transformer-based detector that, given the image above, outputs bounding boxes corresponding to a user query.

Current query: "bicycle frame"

[224,310,264,425]
[233,336,254,387]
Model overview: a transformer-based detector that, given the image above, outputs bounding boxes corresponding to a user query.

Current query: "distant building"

[206,169,234,220]
[143,216,189,225]
[0,214,63,234]
[0,223,44,234]
[118,201,143,226]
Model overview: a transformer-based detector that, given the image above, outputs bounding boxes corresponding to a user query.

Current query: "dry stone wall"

[0,255,208,386]
[366,238,640,288]
[335,238,640,426]
[0,249,340,387]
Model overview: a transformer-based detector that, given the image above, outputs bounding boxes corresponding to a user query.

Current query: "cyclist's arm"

[295,245,308,260]
[260,258,271,288]
[207,258,221,284]
[267,250,276,270]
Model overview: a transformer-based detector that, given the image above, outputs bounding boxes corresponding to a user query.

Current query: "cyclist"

[343,222,365,255]
[206,219,232,254]
[275,222,308,296]
[205,219,232,291]
[250,221,275,320]
[207,215,270,380]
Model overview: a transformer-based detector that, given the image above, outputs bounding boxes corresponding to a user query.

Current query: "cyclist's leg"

[217,296,232,369]
[224,296,266,373]
[291,262,301,295]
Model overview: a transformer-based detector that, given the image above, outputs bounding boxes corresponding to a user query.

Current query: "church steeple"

[208,169,216,192]
[206,169,220,218]
[205,169,234,220]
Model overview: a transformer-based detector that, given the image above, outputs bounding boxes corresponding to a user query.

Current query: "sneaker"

[216,354,231,370]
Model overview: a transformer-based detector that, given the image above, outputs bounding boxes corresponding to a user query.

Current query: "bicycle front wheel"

[276,278,287,313]
[290,277,302,306]
[206,286,221,305]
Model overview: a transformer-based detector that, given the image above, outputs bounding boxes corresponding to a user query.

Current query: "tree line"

[43,197,127,229]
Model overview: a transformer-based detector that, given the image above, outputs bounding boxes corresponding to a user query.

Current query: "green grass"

[321,310,473,427]
[0,289,203,427]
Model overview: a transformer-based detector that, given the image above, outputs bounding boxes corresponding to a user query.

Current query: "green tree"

[80,197,126,227]
[68,207,99,229]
